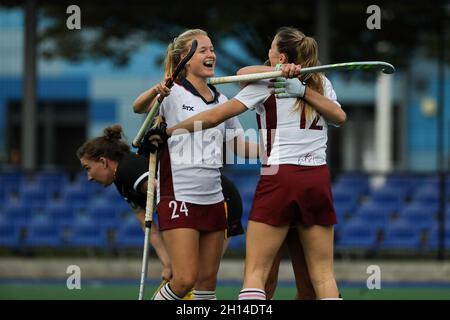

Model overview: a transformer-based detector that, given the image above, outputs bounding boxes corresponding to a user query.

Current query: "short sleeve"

[323,76,341,107]
[322,76,342,127]
[234,81,271,110]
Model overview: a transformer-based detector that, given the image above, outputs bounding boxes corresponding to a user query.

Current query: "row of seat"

[1,216,446,250]
[1,167,449,251]
[336,222,450,250]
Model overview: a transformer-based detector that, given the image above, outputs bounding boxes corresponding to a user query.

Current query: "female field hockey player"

[76,124,245,298]
[132,29,253,300]
[160,26,346,300]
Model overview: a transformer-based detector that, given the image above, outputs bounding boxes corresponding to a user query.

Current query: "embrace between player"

[79,26,345,300]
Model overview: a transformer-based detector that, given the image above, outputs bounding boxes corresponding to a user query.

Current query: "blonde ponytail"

[275,28,324,125]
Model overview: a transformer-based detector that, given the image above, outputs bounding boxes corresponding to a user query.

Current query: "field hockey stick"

[138,142,158,300]
[207,61,395,85]
[132,39,198,148]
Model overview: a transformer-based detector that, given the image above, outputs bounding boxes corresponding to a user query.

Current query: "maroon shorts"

[157,198,227,232]
[249,164,337,227]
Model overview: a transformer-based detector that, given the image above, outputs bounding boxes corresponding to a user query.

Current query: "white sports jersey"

[234,76,340,166]
[158,79,243,205]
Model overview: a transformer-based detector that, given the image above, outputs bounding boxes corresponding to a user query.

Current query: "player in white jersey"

[164,27,346,299]
[133,29,254,300]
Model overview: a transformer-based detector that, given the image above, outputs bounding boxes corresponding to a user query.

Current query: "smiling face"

[185,35,216,79]
[80,156,115,187]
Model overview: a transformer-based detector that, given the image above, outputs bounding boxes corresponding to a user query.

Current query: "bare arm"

[237,64,300,87]
[149,222,172,280]
[237,65,275,76]
[133,79,171,114]
[167,99,248,136]
[303,88,347,125]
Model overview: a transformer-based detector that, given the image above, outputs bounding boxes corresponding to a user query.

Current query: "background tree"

[2,0,448,74]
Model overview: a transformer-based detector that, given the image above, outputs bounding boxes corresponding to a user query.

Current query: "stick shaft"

[138,227,151,300]
[132,100,161,147]
[208,61,395,85]
[137,151,157,300]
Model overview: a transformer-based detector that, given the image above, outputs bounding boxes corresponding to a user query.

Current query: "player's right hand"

[154,78,171,98]
[280,63,301,78]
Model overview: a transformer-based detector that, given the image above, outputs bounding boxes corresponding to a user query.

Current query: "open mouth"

[203,60,214,68]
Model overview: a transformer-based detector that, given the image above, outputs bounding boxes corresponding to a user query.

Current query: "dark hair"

[76,125,130,161]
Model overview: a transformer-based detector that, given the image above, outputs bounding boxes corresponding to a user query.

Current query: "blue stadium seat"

[102,186,124,203]
[47,202,76,228]
[19,184,50,208]
[25,222,62,247]
[86,202,120,228]
[115,201,132,218]
[336,218,379,249]
[399,204,436,232]
[413,185,439,207]
[384,174,421,198]
[3,203,32,228]
[353,202,391,231]
[34,169,70,198]
[333,189,358,220]
[62,183,91,206]
[67,223,109,248]
[226,234,245,250]
[114,220,144,248]
[371,186,406,210]
[333,174,370,197]
[427,225,450,249]
[0,168,25,196]
[0,187,8,204]
[334,202,356,222]
[380,221,423,249]
[0,221,22,248]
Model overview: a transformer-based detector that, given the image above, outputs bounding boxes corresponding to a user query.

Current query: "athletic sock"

[319,292,343,300]
[192,290,217,300]
[153,282,183,300]
[238,288,266,300]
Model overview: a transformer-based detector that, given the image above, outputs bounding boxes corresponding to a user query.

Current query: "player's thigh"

[196,230,225,288]
[162,228,200,277]
[245,220,289,273]
[198,231,224,276]
[296,224,335,274]
[285,229,316,299]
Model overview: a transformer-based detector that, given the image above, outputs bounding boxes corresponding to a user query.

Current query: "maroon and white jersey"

[234,76,340,166]
[158,78,243,205]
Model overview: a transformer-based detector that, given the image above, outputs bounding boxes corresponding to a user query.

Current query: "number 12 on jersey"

[300,108,323,130]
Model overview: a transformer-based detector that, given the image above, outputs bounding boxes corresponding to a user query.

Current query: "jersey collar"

[177,78,220,104]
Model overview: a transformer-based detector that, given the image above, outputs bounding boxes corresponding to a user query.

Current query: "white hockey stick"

[208,61,395,85]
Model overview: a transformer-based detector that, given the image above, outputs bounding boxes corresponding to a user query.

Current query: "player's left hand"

[269,78,307,99]
[137,120,169,156]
